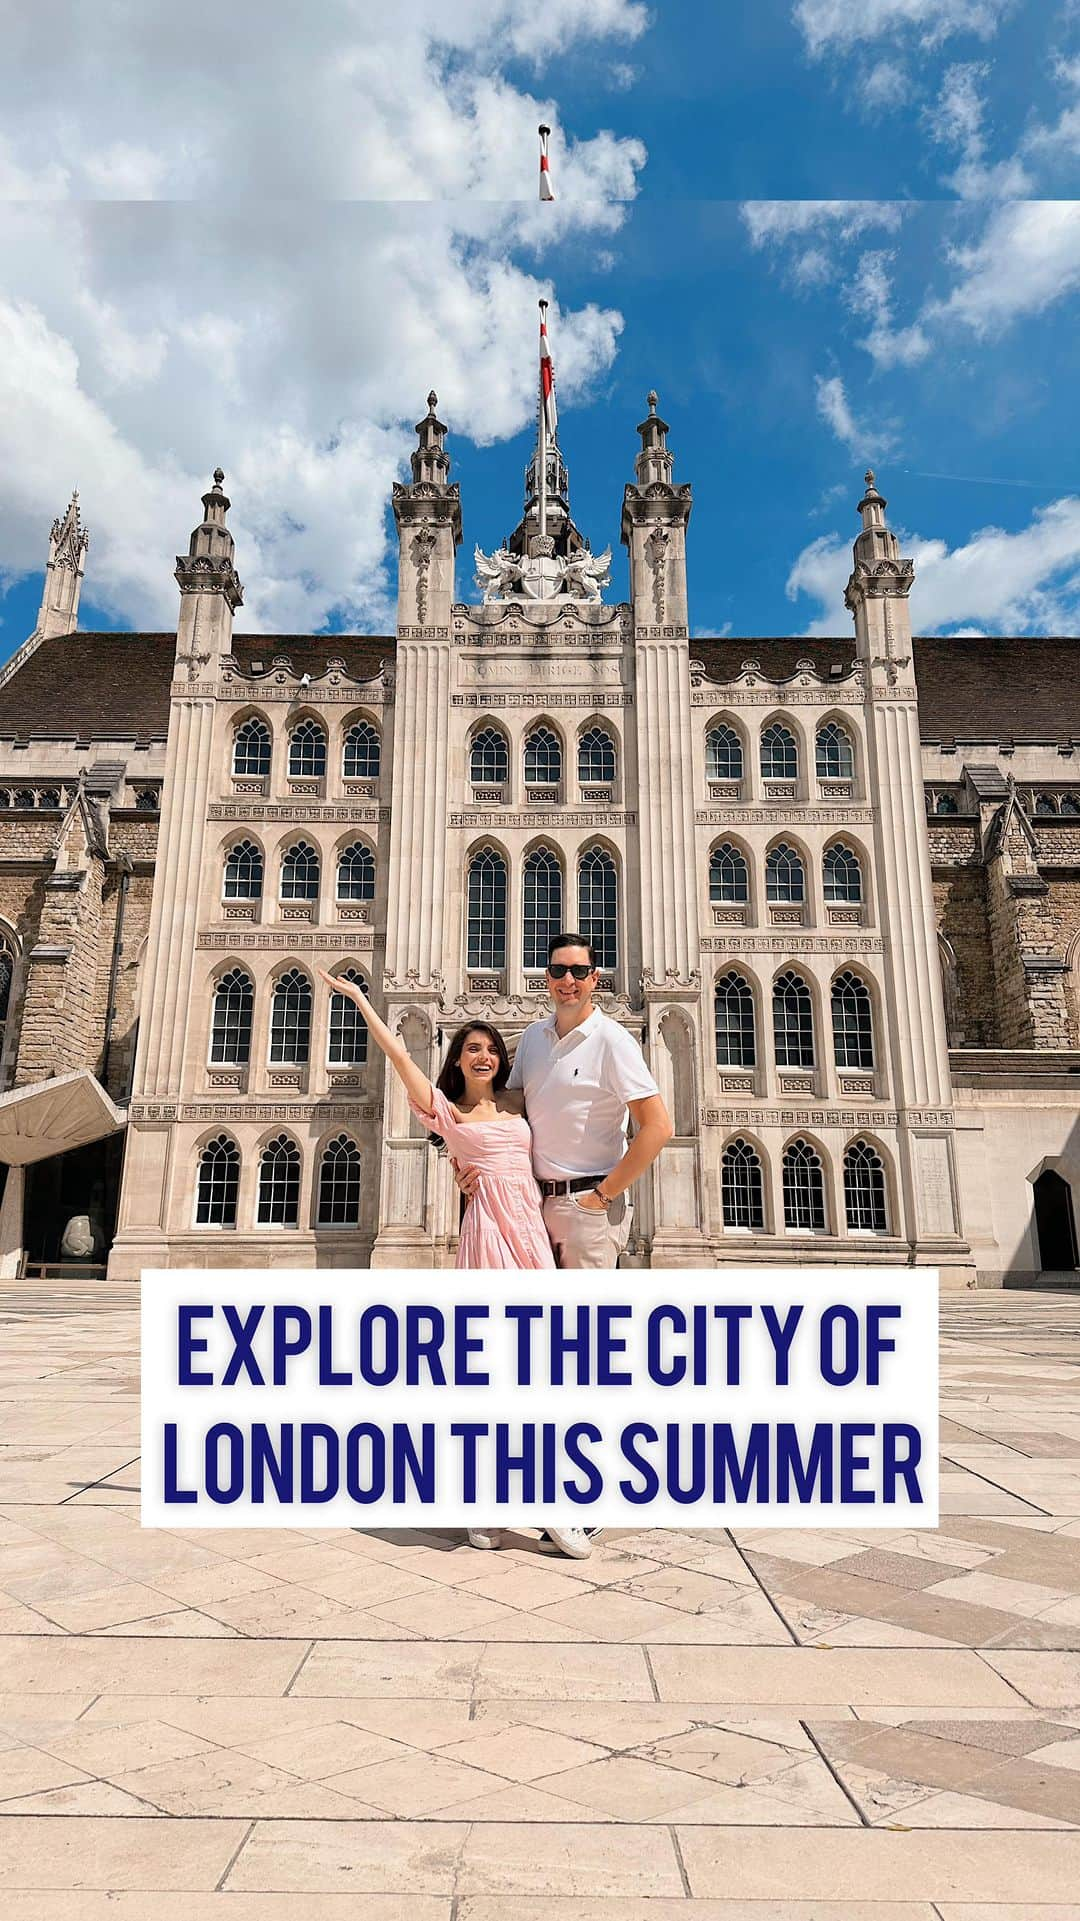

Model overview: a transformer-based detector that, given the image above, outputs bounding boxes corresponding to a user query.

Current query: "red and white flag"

[539,300,558,438]
[538,123,555,201]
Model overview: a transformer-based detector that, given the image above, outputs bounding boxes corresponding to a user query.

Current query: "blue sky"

[1,0,1079,652]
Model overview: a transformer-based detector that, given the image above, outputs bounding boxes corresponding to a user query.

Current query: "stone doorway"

[22,1133,125,1277]
[1033,1167,1079,1273]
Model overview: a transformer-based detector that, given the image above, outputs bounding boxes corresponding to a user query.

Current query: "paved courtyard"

[1,1282,1080,1916]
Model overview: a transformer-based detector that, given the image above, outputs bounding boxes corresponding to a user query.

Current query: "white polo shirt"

[507,1007,660,1181]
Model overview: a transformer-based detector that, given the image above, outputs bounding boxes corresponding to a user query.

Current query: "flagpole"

[537,299,548,544]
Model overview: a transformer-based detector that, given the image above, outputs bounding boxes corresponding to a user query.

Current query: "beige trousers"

[542,1190,632,1269]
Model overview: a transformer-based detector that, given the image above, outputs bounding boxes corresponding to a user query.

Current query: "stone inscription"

[197,931,375,950]
[700,934,884,954]
[449,811,633,830]
[696,808,874,827]
[209,803,389,823]
[451,693,630,709]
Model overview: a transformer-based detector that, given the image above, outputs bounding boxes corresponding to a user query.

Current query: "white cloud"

[741,201,905,247]
[814,374,897,459]
[787,494,1080,635]
[926,61,1032,196]
[1024,52,1080,166]
[794,0,1014,57]
[926,200,1080,335]
[848,250,931,366]
[0,2,647,202]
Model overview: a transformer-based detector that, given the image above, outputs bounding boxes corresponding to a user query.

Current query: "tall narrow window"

[823,843,862,904]
[343,720,380,780]
[722,1138,764,1229]
[469,727,509,786]
[336,842,375,902]
[0,943,12,1028]
[288,718,327,779]
[280,841,320,901]
[578,727,616,785]
[524,726,562,787]
[844,1140,888,1231]
[195,1135,240,1226]
[783,1138,826,1230]
[317,1134,362,1225]
[210,969,253,1064]
[257,1135,301,1226]
[578,844,617,970]
[773,970,814,1068]
[223,839,263,901]
[467,846,507,969]
[760,722,798,781]
[233,717,271,776]
[706,724,743,782]
[766,843,805,903]
[522,848,563,971]
[715,971,756,1068]
[327,969,369,1065]
[816,720,854,780]
[270,969,312,1064]
[832,970,874,1069]
[709,842,749,904]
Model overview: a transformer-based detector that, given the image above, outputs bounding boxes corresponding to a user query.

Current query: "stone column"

[621,393,706,1261]
[845,473,972,1277]
[372,397,461,1267]
[985,793,1072,1047]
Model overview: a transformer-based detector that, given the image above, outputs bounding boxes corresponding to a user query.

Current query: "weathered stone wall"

[15,857,106,1085]
[933,870,997,1047]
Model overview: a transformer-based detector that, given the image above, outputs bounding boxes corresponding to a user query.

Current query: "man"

[456,931,674,1555]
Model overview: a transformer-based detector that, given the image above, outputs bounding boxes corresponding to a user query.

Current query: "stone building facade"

[0,404,1077,1284]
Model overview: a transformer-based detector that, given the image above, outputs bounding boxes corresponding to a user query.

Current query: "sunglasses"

[546,963,595,980]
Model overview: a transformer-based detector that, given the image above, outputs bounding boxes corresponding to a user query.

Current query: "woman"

[317,971,590,1557]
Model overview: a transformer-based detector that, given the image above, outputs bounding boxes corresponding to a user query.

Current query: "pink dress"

[409,1086,556,1270]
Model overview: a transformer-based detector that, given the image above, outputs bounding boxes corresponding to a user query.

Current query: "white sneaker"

[467,1529,502,1550]
[543,1526,593,1559]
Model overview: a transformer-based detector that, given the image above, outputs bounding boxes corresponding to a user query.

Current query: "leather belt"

[538,1174,609,1198]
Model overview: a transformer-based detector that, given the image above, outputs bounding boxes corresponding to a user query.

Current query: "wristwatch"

[593,1185,615,1207]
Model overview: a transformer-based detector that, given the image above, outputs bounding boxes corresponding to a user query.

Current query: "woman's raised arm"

[316,968,436,1117]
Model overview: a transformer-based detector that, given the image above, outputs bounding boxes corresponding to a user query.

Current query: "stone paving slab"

[1,1286,1080,1904]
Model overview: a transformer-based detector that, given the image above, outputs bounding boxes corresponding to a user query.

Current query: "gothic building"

[0,399,1077,1284]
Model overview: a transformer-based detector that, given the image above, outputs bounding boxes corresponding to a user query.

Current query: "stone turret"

[392,393,462,631]
[621,392,692,632]
[844,470,915,682]
[174,469,243,671]
[35,491,90,640]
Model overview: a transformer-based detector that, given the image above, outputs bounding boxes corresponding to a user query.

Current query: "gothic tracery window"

[823,842,862,904]
[766,842,805,903]
[578,843,618,970]
[832,970,874,1069]
[288,717,327,779]
[210,968,254,1065]
[343,720,380,781]
[223,839,263,901]
[706,723,743,783]
[815,720,855,781]
[524,725,562,787]
[844,1139,888,1232]
[714,971,756,1068]
[195,1135,240,1227]
[470,726,509,787]
[269,968,312,1064]
[280,840,320,901]
[257,1134,301,1226]
[327,969,370,1066]
[578,726,616,785]
[722,1138,764,1230]
[467,845,507,970]
[760,722,798,782]
[233,716,271,777]
[709,841,749,904]
[317,1134,362,1225]
[783,1138,826,1231]
[773,970,815,1068]
[336,841,375,902]
[523,847,563,971]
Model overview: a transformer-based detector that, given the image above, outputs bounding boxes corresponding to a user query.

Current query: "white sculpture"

[474,545,524,602]
[560,547,612,602]
[474,542,611,603]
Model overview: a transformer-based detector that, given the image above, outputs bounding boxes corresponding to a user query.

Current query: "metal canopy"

[0,1070,126,1167]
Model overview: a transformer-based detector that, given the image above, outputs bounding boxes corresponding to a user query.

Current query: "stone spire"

[844,468,915,672]
[622,390,692,631]
[633,391,674,488]
[173,468,243,668]
[35,490,90,639]
[392,393,462,630]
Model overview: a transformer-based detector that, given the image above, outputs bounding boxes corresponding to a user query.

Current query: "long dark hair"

[436,1022,510,1103]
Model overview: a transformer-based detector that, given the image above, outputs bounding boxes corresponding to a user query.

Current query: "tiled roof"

[229,636,393,681]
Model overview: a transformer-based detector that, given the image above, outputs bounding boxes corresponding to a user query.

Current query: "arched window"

[524,725,562,787]
[578,727,616,785]
[37,788,61,809]
[210,968,253,1064]
[832,970,874,1069]
[709,842,749,904]
[1061,795,1080,816]
[823,843,862,904]
[288,718,327,779]
[257,1135,301,1226]
[773,970,814,1067]
[816,720,855,781]
[343,720,380,781]
[578,844,618,970]
[233,717,271,777]
[328,969,370,1066]
[783,1138,826,1231]
[760,722,798,782]
[195,1135,240,1227]
[935,793,958,815]
[134,789,159,811]
[1035,793,1058,815]
[470,727,509,786]
[336,842,375,902]
[269,968,312,1064]
[706,724,743,782]
[280,841,320,901]
[766,843,805,903]
[0,942,13,1028]
[715,971,756,1068]
[722,1138,764,1229]
[844,1140,888,1231]
[523,847,563,972]
[467,846,507,969]
[317,1134,362,1226]
[14,790,35,810]
[223,839,263,901]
